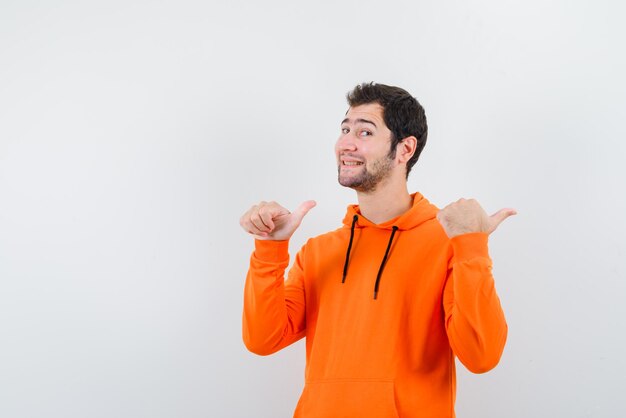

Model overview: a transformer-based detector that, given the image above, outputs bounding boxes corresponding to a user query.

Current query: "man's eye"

[359,130,372,137]
[341,127,350,134]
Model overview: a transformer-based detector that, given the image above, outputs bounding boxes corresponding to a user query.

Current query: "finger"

[254,203,273,231]
[239,206,257,233]
[255,202,272,229]
[244,221,268,237]
[259,202,290,230]
[250,211,270,233]
[244,204,269,233]
[489,208,517,231]
[292,200,317,223]
[258,207,275,231]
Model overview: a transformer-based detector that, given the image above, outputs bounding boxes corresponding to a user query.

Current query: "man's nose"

[337,133,357,151]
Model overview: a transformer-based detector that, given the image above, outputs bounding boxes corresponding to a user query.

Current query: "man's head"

[336,102,396,193]
[345,82,428,179]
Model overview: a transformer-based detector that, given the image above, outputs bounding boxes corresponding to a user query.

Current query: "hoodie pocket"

[294,379,400,418]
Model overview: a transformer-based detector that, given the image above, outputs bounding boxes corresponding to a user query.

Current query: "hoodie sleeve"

[443,232,508,373]
[242,239,307,355]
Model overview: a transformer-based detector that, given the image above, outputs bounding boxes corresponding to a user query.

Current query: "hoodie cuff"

[450,232,490,263]
[253,239,290,262]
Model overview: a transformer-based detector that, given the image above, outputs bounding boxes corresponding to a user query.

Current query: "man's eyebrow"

[340,118,378,128]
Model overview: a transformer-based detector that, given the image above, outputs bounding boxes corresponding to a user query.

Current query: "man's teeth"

[343,161,363,166]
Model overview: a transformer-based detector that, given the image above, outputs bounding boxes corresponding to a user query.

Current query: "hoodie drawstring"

[341,217,399,300]
[342,214,358,284]
[374,226,398,300]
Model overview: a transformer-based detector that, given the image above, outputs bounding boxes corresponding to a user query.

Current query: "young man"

[239,82,515,417]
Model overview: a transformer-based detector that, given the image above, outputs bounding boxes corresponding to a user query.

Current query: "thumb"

[488,208,517,232]
[292,200,317,222]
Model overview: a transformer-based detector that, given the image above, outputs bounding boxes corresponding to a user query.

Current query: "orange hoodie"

[243,193,507,418]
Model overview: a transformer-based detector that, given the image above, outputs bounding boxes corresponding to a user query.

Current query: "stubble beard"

[337,155,394,193]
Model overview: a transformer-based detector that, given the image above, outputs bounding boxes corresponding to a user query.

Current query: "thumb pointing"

[293,200,317,222]
[489,207,517,232]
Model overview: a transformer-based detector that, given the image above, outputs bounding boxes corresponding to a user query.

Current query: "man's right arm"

[239,200,316,355]
[242,239,307,355]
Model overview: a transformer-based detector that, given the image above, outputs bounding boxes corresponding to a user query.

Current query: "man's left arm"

[437,199,516,373]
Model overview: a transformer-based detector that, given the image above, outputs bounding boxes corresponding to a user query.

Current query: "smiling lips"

[341,156,364,167]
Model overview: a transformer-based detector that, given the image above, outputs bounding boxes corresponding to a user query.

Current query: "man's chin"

[338,177,368,192]
[338,175,360,189]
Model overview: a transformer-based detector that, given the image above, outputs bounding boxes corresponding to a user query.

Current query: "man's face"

[335,103,395,193]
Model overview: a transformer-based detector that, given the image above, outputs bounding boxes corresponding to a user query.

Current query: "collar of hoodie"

[339,193,439,300]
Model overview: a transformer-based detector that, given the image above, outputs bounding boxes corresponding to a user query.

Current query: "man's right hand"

[239,200,317,241]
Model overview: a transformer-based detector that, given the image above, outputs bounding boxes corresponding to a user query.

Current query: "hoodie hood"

[341,192,439,231]
[340,192,440,299]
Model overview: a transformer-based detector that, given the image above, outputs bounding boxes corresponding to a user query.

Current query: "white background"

[1,1,625,417]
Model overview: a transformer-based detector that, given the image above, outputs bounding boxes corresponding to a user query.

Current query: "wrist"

[253,239,290,261]
[450,232,490,262]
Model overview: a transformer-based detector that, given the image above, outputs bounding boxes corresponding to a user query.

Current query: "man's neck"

[356,182,413,225]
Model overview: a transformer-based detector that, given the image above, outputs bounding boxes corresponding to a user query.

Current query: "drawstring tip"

[373,291,378,300]
[341,275,346,284]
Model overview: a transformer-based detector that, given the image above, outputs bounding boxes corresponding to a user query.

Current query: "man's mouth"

[342,160,364,166]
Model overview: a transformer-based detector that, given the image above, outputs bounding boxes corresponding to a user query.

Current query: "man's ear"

[397,136,417,164]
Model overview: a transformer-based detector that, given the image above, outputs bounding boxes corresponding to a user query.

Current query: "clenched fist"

[239,200,317,241]
[437,198,516,238]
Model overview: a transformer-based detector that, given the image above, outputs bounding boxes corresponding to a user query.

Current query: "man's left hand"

[437,198,517,238]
